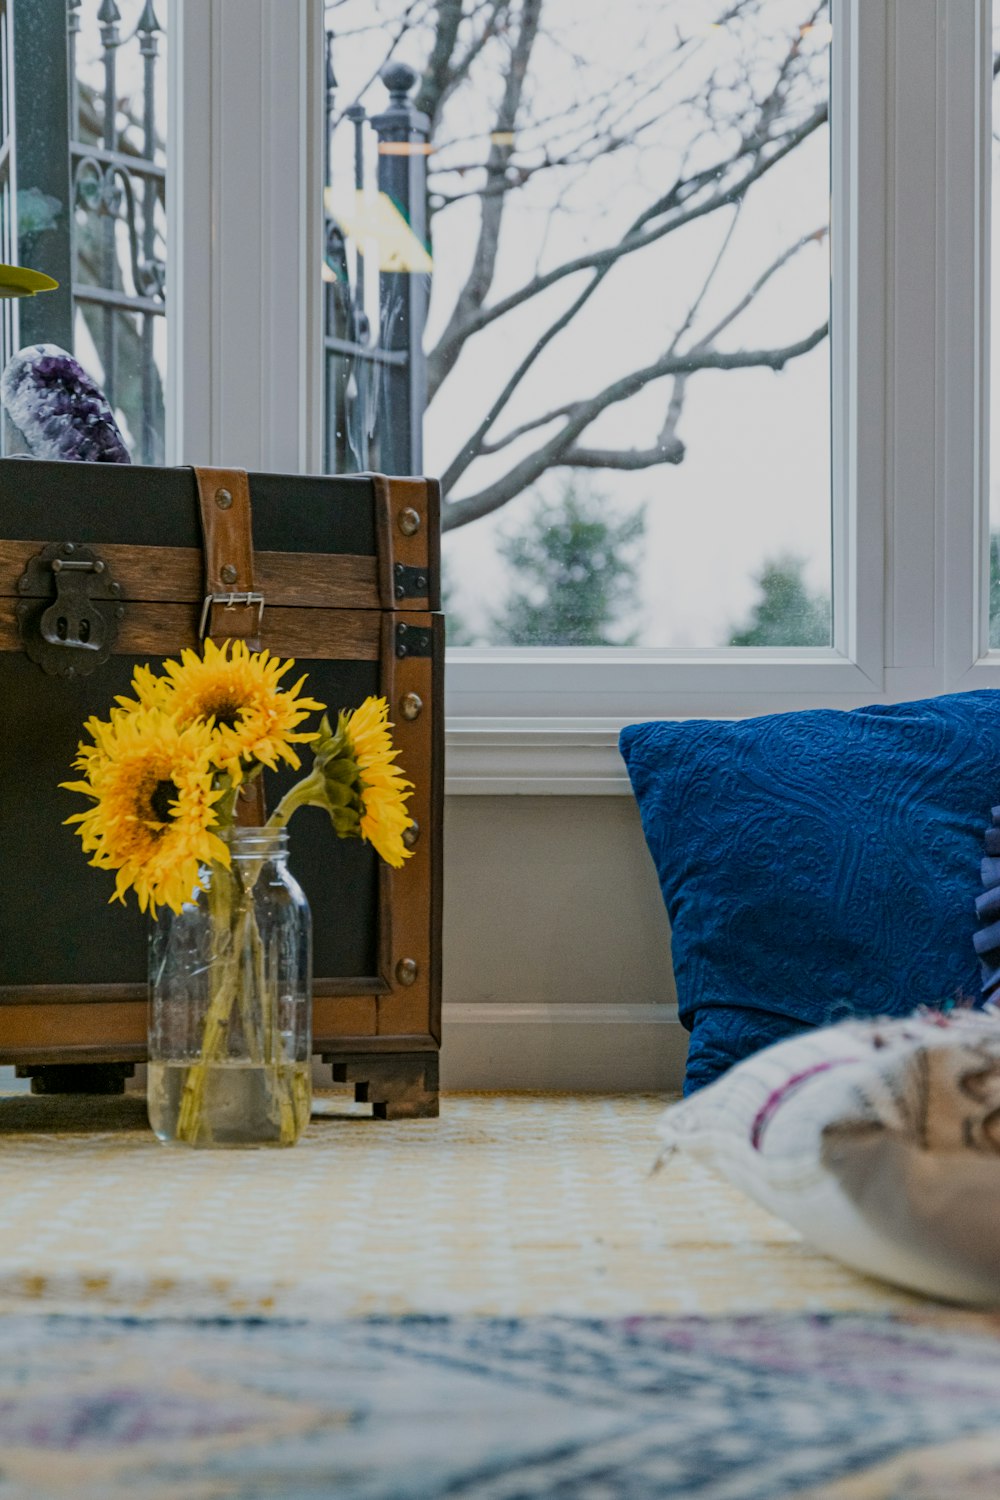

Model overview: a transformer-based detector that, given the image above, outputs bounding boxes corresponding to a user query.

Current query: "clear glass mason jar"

[147,826,312,1147]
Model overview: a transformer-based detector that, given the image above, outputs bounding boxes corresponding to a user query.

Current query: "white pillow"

[657,1010,1000,1305]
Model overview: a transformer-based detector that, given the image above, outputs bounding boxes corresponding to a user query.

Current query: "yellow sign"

[324,189,432,275]
[0,264,58,299]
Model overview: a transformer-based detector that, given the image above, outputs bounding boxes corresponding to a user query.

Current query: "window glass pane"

[326,0,831,647]
[71,0,168,463]
[991,4,1000,645]
[0,0,167,464]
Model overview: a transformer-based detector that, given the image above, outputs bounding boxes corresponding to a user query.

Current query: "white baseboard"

[439,1002,685,1093]
[0,1006,685,1103]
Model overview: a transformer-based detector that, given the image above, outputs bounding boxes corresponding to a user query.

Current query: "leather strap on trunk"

[193,466,261,646]
[193,465,266,826]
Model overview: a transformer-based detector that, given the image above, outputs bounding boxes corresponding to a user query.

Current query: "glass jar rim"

[223,824,289,855]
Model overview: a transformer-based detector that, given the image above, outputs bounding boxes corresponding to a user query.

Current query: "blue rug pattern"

[1,1311,1000,1497]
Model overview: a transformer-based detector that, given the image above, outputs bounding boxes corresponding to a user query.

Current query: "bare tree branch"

[427,100,827,402]
[439,119,826,500]
[331,0,431,124]
[427,0,543,382]
[422,0,511,127]
[442,321,829,530]
[691,225,828,351]
[666,206,742,356]
[479,400,578,455]
[331,0,832,537]
[416,0,466,126]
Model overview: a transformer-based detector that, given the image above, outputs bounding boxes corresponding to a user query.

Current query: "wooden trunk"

[0,460,443,1118]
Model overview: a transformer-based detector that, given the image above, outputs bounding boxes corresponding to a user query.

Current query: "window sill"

[446,719,633,796]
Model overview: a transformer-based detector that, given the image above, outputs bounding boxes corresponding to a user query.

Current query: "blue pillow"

[620,691,1000,1095]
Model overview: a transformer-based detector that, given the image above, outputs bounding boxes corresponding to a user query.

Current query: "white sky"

[72,0,169,446]
[330,0,832,647]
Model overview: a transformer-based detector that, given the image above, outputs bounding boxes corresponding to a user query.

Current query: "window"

[324,1,833,652]
[0,0,168,464]
[160,1,1000,768]
[70,0,168,463]
[990,0,1000,646]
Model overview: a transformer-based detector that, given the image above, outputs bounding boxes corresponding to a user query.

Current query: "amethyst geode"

[0,344,130,463]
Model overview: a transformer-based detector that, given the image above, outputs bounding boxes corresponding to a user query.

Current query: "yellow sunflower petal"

[61,704,229,918]
[156,639,325,781]
[342,696,413,867]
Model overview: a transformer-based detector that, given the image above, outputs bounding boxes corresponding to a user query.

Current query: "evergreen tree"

[990,534,1000,650]
[728,555,831,647]
[441,559,477,646]
[490,485,646,646]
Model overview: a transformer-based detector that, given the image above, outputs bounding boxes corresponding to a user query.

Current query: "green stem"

[176,865,239,1143]
[267,768,326,830]
[174,839,300,1146]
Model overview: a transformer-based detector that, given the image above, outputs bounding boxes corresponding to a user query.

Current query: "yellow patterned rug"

[3,1091,1000,1498]
[0,1091,913,1320]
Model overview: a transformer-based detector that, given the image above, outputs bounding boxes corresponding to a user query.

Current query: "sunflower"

[343,697,414,868]
[130,640,325,780]
[268,696,413,867]
[61,706,229,917]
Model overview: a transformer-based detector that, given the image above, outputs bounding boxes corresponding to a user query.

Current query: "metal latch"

[16,542,123,677]
[199,591,265,639]
[395,621,433,659]
[393,562,429,601]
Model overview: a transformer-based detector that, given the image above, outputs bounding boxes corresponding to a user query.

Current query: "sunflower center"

[206,698,245,732]
[149,778,179,824]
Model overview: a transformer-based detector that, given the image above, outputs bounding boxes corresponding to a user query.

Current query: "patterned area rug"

[1,1310,999,1498]
[0,1093,918,1319]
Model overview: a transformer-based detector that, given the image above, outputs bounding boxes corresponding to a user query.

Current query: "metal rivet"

[398,507,421,537]
[215,487,233,510]
[395,958,418,987]
[220,564,238,585]
[115,605,125,620]
[51,558,63,572]
[93,560,106,574]
[17,576,28,592]
[63,543,75,555]
[402,821,420,850]
[109,582,121,597]
[400,691,423,721]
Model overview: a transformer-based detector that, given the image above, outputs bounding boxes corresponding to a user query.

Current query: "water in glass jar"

[147,1059,311,1147]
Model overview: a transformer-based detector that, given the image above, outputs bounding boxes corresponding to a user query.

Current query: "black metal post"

[98,0,121,405]
[370,63,429,477]
[138,0,161,463]
[67,0,80,140]
[346,103,367,327]
[12,0,74,350]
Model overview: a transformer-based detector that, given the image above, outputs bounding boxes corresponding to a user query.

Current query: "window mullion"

[172,0,322,471]
[940,0,993,687]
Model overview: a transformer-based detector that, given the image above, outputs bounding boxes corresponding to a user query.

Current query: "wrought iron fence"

[0,1,16,381]
[0,0,166,463]
[69,0,166,464]
[324,42,429,478]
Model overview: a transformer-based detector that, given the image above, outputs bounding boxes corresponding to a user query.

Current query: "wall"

[439,795,685,1092]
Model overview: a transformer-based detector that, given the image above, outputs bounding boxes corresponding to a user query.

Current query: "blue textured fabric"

[683,1007,815,1096]
[620,691,1000,1095]
[975,806,1000,1001]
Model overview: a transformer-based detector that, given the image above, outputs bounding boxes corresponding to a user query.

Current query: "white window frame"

[168,0,995,793]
